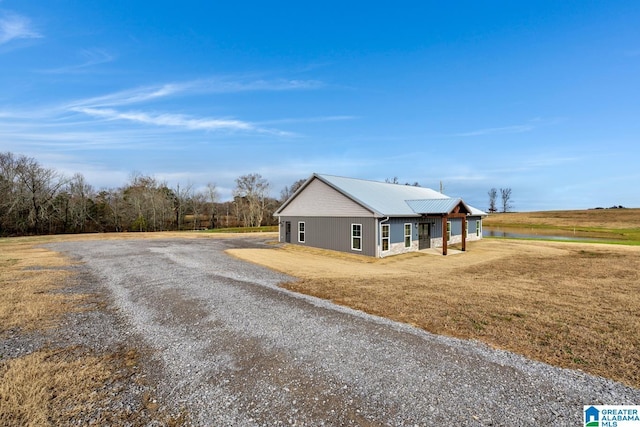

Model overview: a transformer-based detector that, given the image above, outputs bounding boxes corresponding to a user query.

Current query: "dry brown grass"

[0,242,84,333]
[229,240,640,389]
[0,234,196,425]
[0,348,113,426]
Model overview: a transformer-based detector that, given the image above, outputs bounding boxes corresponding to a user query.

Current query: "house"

[274,174,487,257]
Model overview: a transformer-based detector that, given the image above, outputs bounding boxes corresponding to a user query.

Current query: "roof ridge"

[318,173,406,185]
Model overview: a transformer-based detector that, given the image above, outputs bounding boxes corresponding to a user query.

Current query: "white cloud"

[452,124,534,137]
[67,77,324,109]
[39,48,116,74]
[0,11,41,44]
[206,77,324,93]
[257,115,357,125]
[67,83,191,109]
[73,107,249,130]
[71,107,294,136]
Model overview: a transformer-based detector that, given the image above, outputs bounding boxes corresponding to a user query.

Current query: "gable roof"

[276,173,487,217]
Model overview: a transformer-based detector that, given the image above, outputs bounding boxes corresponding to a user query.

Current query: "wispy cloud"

[67,83,191,109]
[1,74,320,153]
[72,107,294,136]
[39,48,116,74]
[0,11,41,45]
[452,124,534,137]
[68,77,323,109]
[206,77,324,93]
[60,76,323,136]
[257,115,358,125]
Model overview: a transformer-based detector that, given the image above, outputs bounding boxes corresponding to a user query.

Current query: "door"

[285,221,291,243]
[418,223,430,249]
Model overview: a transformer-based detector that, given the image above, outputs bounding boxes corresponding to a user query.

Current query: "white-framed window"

[381,224,390,251]
[476,219,481,237]
[404,223,412,248]
[298,221,305,243]
[447,221,452,241]
[465,220,469,238]
[351,223,362,251]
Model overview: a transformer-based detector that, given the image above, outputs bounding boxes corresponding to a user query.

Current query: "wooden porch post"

[461,217,467,252]
[442,215,448,256]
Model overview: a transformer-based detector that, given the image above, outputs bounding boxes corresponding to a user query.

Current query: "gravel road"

[48,237,640,426]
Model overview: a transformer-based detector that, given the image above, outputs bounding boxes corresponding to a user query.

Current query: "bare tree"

[16,155,68,234]
[488,188,498,213]
[385,177,420,186]
[96,189,125,232]
[123,173,176,231]
[234,173,270,227]
[173,182,193,230]
[500,188,513,213]
[385,176,400,184]
[280,178,306,202]
[66,173,95,232]
[205,183,219,228]
[0,152,22,234]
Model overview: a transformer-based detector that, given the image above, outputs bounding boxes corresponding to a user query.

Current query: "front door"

[418,223,430,249]
[285,221,291,243]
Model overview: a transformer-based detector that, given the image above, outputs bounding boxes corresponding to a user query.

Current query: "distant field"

[483,208,640,243]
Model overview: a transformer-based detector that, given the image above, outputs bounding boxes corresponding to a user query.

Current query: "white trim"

[476,219,481,237]
[465,220,469,238]
[351,223,362,251]
[447,220,452,242]
[381,223,390,252]
[298,221,305,243]
[404,223,412,248]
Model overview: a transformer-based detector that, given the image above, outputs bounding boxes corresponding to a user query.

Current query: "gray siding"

[278,178,375,217]
[384,218,419,244]
[467,216,483,239]
[279,216,377,257]
[451,218,462,235]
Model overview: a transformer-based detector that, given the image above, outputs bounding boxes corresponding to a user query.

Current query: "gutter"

[377,216,390,258]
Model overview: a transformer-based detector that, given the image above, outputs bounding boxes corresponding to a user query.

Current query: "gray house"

[274,174,487,257]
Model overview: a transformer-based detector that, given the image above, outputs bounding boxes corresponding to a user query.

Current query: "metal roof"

[405,198,467,214]
[313,174,487,217]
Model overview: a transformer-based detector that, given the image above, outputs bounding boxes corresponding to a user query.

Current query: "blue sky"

[1,1,639,211]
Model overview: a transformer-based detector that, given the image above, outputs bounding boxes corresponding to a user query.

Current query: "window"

[298,221,305,243]
[476,220,481,237]
[447,221,452,241]
[404,223,412,248]
[465,220,469,238]
[351,223,362,251]
[381,224,390,251]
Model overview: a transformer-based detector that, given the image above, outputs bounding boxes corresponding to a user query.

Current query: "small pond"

[483,227,609,242]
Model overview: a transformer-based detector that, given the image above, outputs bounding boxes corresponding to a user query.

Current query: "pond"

[482,227,609,242]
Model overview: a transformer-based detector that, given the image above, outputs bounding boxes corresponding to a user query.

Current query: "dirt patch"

[228,239,640,389]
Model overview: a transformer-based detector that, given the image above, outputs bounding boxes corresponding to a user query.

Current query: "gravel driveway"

[48,237,639,426]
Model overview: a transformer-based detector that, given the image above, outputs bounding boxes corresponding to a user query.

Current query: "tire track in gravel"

[48,237,640,426]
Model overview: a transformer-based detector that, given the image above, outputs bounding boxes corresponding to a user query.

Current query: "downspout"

[378,216,389,258]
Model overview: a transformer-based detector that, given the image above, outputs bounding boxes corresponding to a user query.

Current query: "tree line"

[0,151,300,237]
